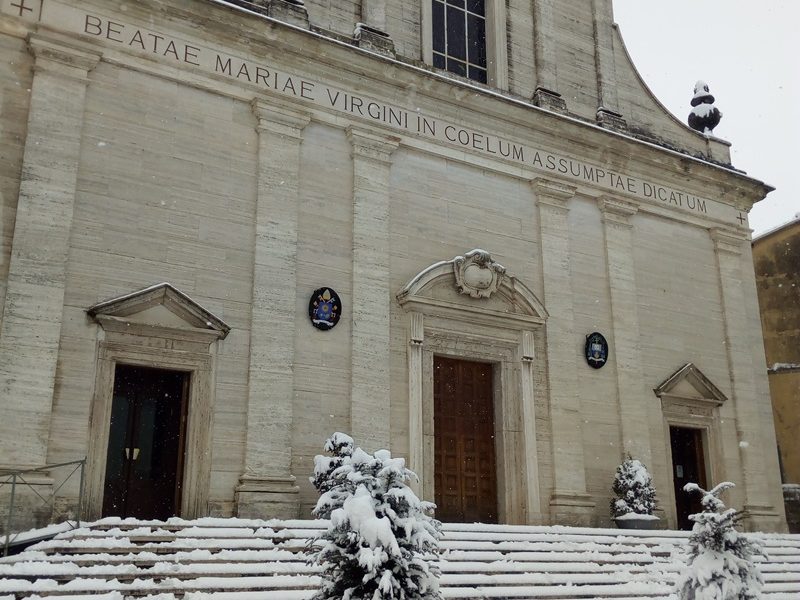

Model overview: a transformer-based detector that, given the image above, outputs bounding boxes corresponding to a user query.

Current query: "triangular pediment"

[87,282,230,339]
[654,362,726,406]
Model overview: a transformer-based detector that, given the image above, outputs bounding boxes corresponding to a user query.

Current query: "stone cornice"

[16,1,771,213]
[251,98,311,138]
[94,316,225,345]
[188,2,770,200]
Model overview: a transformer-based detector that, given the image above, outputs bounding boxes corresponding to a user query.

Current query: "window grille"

[432,0,487,83]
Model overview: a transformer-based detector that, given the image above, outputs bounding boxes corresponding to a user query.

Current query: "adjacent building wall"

[752,217,800,532]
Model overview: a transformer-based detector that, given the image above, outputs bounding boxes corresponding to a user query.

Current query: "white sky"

[612,0,799,236]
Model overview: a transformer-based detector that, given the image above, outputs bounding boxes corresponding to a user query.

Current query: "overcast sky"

[613,0,799,236]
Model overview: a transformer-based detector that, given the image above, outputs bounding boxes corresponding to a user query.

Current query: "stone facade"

[0,0,787,532]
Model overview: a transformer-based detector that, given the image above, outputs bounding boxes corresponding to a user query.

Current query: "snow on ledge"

[3,521,84,546]
[615,513,660,521]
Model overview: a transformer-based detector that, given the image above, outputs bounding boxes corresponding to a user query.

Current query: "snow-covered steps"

[0,518,798,599]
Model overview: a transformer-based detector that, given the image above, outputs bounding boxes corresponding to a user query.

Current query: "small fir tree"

[310,431,356,519]
[676,482,764,600]
[610,455,657,518]
[309,433,442,600]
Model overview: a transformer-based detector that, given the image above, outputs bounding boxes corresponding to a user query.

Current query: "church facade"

[0,0,787,531]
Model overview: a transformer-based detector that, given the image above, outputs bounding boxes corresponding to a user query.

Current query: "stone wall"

[753,221,800,486]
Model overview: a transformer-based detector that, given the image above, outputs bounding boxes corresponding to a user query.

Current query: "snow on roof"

[752,213,800,243]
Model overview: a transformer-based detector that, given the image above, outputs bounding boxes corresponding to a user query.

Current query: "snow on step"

[0,519,798,599]
[23,594,125,600]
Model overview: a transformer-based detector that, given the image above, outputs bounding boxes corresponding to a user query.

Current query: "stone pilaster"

[347,127,398,452]
[520,330,542,523]
[533,178,594,524]
[236,98,311,519]
[532,0,566,112]
[598,196,652,468]
[0,35,100,469]
[407,312,424,495]
[710,227,781,530]
[355,0,394,55]
[591,0,626,130]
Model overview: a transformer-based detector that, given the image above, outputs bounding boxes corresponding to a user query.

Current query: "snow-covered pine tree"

[675,481,764,600]
[310,431,355,519]
[610,455,657,518]
[309,434,442,600]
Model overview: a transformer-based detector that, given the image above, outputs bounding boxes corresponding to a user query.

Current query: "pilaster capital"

[346,126,400,164]
[710,227,747,256]
[251,98,311,139]
[531,177,576,210]
[598,195,638,227]
[409,312,424,346]
[28,34,101,82]
[521,330,535,362]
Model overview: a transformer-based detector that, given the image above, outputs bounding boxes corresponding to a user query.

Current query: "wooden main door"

[670,426,708,530]
[434,356,497,523]
[102,364,189,519]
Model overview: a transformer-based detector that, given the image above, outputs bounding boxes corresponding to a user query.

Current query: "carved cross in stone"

[10,0,33,16]
[736,212,746,225]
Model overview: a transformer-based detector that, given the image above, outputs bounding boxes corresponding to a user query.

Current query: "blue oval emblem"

[585,332,608,369]
[309,288,342,331]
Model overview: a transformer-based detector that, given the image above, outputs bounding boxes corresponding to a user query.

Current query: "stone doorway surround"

[84,283,230,520]
[654,362,726,529]
[397,250,547,524]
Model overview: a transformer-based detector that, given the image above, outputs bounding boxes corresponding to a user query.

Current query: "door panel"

[102,364,188,520]
[434,356,497,523]
[670,426,707,530]
[102,389,133,517]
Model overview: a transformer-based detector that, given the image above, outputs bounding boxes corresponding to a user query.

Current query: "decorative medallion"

[453,249,506,299]
[309,288,342,330]
[585,332,608,369]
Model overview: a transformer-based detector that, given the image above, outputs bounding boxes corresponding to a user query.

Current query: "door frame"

[85,319,218,520]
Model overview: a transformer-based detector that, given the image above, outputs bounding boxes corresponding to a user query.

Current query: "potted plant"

[610,455,660,529]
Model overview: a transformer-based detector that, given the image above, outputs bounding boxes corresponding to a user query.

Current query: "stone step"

[0,518,797,600]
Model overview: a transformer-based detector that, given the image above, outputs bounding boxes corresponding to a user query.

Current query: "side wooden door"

[670,426,708,530]
[434,356,497,523]
[102,364,188,519]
